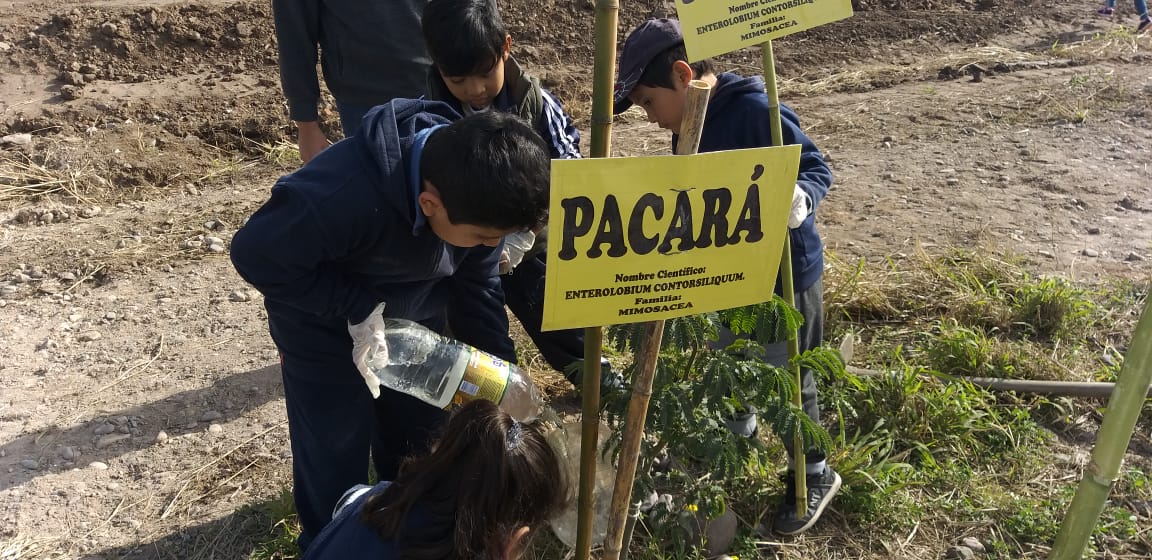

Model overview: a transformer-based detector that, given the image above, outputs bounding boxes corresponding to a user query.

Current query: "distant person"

[1096,0,1151,33]
[230,105,550,551]
[421,0,621,390]
[272,0,430,163]
[301,399,569,560]
[614,18,838,536]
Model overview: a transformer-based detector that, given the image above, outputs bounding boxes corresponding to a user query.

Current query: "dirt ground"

[0,0,1149,558]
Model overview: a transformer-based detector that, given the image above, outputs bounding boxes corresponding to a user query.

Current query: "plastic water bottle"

[367,319,617,543]
[547,418,616,548]
[365,318,543,421]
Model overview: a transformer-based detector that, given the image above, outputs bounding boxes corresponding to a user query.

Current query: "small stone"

[88,461,108,470]
[946,178,960,185]
[235,21,254,36]
[68,313,83,322]
[155,430,169,444]
[0,42,11,52]
[207,242,225,253]
[944,545,976,560]
[13,272,31,283]
[100,22,118,36]
[1082,248,1099,258]
[208,423,223,434]
[1086,226,1101,235]
[79,206,102,218]
[93,423,115,435]
[20,459,40,470]
[59,85,82,101]
[199,410,223,422]
[0,133,33,147]
[228,290,251,303]
[95,433,130,449]
[1038,250,1055,259]
[78,331,102,342]
[1125,252,1145,262]
[960,536,986,553]
[61,446,77,460]
[183,240,202,249]
[204,236,224,246]
[63,71,85,86]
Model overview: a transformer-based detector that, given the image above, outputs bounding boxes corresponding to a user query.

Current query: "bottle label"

[453,350,511,407]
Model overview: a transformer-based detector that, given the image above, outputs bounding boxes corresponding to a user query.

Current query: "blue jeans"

[1106,0,1149,19]
[713,278,826,464]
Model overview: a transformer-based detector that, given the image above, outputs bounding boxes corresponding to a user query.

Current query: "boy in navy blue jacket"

[421,0,618,389]
[614,19,838,536]
[230,100,550,551]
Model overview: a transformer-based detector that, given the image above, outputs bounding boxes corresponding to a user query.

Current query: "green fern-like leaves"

[718,296,805,346]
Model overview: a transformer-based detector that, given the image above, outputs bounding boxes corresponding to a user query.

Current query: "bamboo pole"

[601,80,712,560]
[575,0,619,557]
[761,39,807,517]
[848,366,1152,398]
[1049,300,1152,560]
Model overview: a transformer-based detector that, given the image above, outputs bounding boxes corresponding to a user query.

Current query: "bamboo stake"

[575,0,619,557]
[1049,299,1152,560]
[761,39,808,517]
[601,80,712,560]
[848,366,1152,398]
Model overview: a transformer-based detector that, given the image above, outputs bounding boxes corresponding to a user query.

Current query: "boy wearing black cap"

[614,18,838,536]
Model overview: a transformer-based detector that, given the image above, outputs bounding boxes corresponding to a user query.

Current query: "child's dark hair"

[422,0,508,77]
[421,111,550,231]
[361,400,569,560]
[637,42,714,90]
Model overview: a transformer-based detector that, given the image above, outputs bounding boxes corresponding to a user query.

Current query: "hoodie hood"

[709,72,767,114]
[359,99,462,198]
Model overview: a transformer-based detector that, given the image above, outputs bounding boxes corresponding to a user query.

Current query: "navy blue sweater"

[674,72,833,293]
[231,99,515,362]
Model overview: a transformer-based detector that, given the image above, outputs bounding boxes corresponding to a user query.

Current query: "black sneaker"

[1138,18,1151,34]
[772,466,842,535]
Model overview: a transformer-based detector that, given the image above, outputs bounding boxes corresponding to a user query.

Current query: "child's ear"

[671,60,694,88]
[502,34,512,61]
[502,526,531,560]
[418,183,444,217]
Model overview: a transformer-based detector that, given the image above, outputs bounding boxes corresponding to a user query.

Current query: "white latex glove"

[348,302,389,399]
[789,184,813,229]
[499,230,536,275]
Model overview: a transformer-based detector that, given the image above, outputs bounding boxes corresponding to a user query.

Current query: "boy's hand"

[789,184,813,229]
[295,120,332,164]
[499,231,536,275]
[348,303,388,399]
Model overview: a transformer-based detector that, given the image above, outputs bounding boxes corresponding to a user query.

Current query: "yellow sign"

[675,0,853,62]
[541,147,800,331]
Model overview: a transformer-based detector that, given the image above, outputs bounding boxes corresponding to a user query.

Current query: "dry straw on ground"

[0,149,97,205]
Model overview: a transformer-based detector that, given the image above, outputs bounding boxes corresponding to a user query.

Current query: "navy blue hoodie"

[231,99,515,364]
[674,72,833,293]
